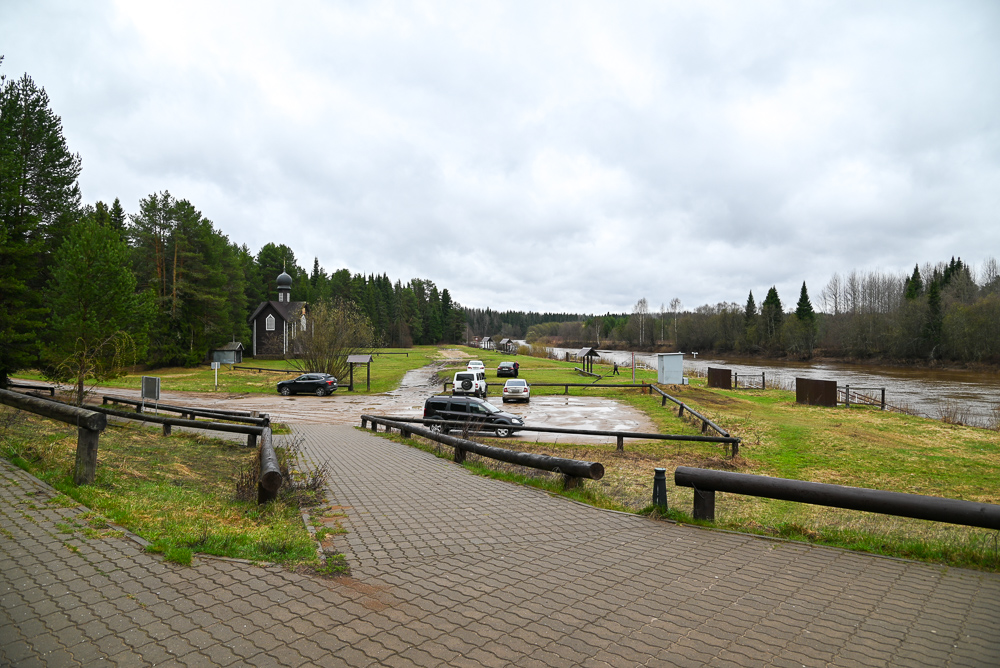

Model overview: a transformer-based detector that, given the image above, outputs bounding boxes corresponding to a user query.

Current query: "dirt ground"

[71,362,656,445]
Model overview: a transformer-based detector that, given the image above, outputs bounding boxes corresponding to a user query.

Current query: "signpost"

[211,362,220,390]
[141,376,160,413]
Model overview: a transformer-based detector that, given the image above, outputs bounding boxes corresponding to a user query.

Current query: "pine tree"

[0,62,82,386]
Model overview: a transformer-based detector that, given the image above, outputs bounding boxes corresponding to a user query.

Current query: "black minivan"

[423,395,524,437]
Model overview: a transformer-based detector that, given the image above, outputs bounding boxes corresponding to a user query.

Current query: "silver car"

[502,379,530,403]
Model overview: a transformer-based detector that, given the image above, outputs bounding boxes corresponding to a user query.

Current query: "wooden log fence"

[360,414,604,489]
[233,366,299,374]
[674,466,1000,529]
[7,381,56,396]
[86,403,265,445]
[645,385,731,439]
[102,395,266,424]
[436,380,735,451]
[0,388,107,485]
[361,415,741,456]
[4,390,281,502]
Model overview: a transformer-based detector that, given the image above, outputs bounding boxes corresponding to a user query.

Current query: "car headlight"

[513,418,523,425]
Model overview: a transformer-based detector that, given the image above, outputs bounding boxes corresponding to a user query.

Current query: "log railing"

[0,388,106,485]
[360,414,604,489]
[674,466,1000,529]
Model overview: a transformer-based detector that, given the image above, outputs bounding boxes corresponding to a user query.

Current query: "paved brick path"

[2,424,999,666]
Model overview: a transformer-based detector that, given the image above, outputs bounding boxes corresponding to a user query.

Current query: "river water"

[541,346,1000,428]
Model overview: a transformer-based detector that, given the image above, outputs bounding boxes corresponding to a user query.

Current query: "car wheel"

[429,423,444,434]
[502,398,508,403]
[280,387,291,396]
[315,387,326,397]
[495,427,511,438]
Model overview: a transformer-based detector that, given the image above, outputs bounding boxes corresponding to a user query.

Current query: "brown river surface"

[550,347,1000,428]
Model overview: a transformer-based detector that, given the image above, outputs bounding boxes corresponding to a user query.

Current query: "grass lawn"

[17,347,444,395]
[400,347,1000,570]
[0,410,336,570]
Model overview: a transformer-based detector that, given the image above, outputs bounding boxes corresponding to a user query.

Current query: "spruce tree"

[904,264,923,300]
[760,286,784,349]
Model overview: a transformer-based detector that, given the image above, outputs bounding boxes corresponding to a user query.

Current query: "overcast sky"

[4,1,999,314]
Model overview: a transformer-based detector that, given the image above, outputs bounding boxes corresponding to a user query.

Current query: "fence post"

[734,372,738,389]
[692,486,715,521]
[616,435,624,451]
[74,428,101,485]
[678,404,685,418]
[162,423,171,436]
[652,468,668,509]
[454,447,466,464]
[762,372,766,389]
[881,388,886,410]
[563,475,582,490]
[846,384,851,407]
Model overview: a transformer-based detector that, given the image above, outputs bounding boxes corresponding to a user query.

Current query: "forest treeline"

[480,258,1000,364]
[0,64,463,386]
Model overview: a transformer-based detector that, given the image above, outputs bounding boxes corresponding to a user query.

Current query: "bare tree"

[669,297,682,344]
[632,298,649,346]
[290,300,379,380]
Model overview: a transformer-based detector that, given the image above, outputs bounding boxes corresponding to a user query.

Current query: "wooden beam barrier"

[675,466,1000,529]
[0,388,107,485]
[257,428,282,504]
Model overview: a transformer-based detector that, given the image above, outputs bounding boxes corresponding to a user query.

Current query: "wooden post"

[881,388,886,410]
[454,447,466,464]
[616,435,624,451]
[74,428,100,485]
[661,395,667,407]
[349,363,354,392]
[162,423,171,436]
[692,487,715,521]
[247,433,257,448]
[846,384,851,407]
[762,372,766,389]
[563,475,582,490]
[361,417,368,429]
[678,404,685,417]
[367,362,371,392]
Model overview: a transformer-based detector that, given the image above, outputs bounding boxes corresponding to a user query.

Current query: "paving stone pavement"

[2,424,999,667]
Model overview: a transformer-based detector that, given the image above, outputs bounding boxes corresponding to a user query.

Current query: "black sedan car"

[277,373,338,396]
[496,361,519,377]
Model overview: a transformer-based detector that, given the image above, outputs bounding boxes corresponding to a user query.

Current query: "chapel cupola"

[276,270,292,303]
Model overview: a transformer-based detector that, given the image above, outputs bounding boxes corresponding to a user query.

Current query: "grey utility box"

[657,353,684,385]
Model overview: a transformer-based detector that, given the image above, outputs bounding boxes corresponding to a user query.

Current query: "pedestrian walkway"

[1,424,998,666]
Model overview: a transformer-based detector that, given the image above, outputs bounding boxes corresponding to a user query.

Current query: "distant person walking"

[613,362,620,375]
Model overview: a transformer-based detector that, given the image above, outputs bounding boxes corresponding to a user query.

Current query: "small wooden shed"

[210,342,244,365]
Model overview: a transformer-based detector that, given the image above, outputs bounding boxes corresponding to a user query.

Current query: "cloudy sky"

[4,1,999,314]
